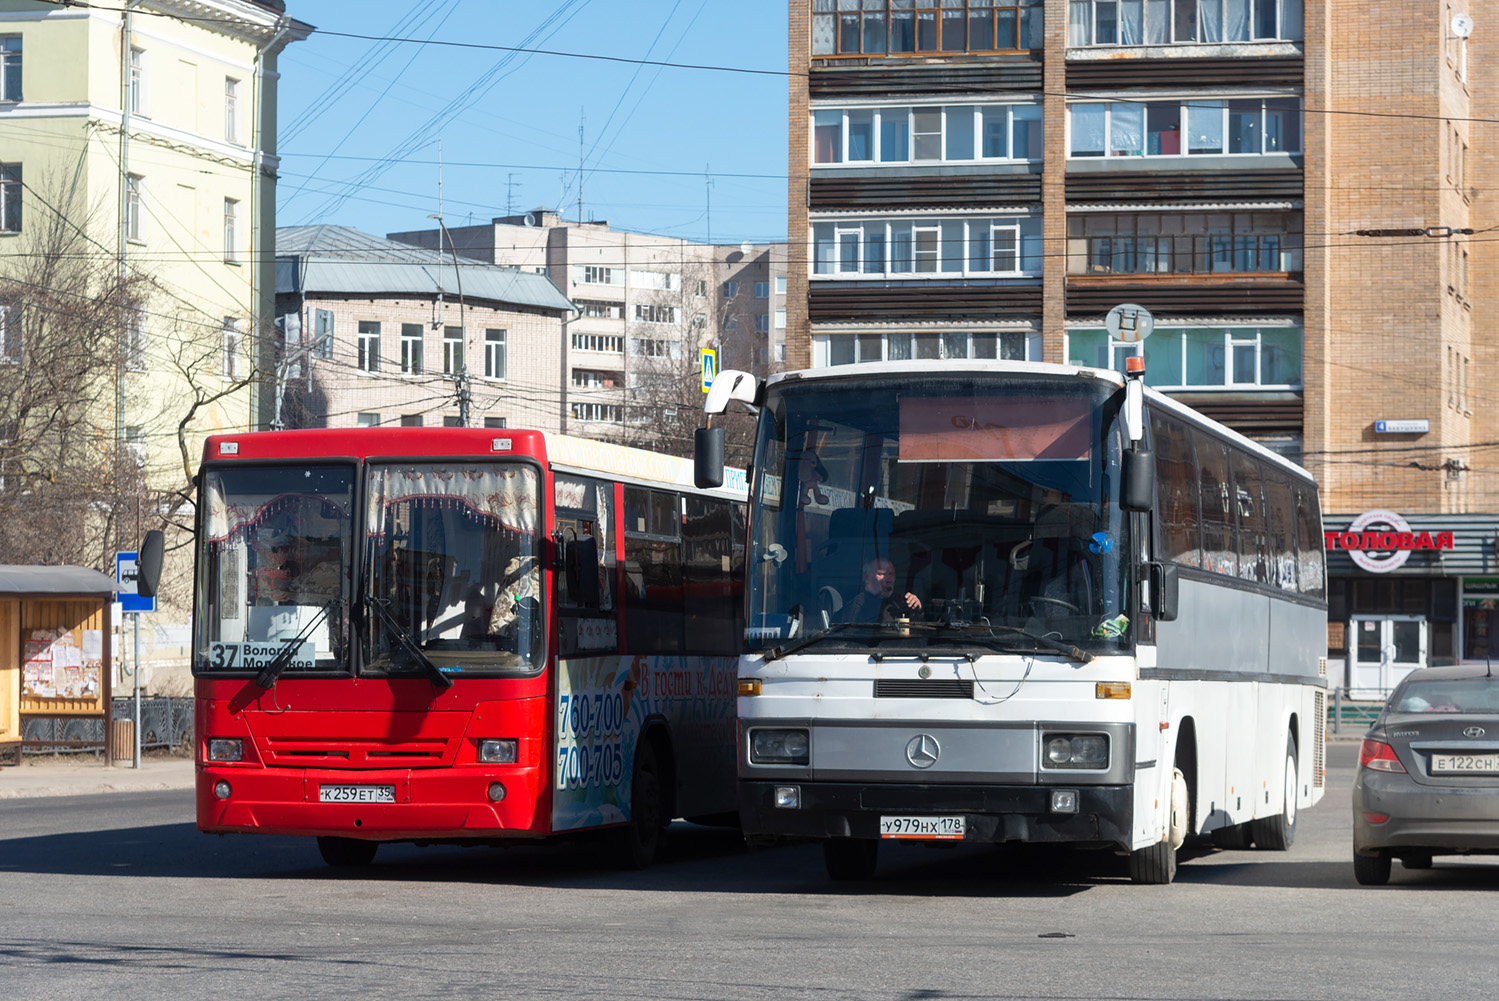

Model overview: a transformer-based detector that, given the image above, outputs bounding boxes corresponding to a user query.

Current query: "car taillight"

[1359,739,1407,773]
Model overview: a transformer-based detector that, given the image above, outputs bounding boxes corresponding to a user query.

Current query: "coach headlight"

[478,738,519,764]
[207,738,243,762]
[750,728,810,765]
[1043,733,1109,769]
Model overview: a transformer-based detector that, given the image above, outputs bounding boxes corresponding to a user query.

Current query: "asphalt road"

[2,743,1495,1001]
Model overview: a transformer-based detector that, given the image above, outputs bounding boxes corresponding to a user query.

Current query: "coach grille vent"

[874,679,974,699]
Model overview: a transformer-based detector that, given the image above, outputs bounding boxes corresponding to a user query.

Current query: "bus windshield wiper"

[363,594,455,690]
[916,622,1093,663]
[254,601,335,690]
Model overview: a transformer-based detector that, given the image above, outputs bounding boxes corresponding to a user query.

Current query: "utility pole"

[577,109,585,224]
[428,211,468,426]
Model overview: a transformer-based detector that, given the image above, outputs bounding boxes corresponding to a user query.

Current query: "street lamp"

[428,213,469,426]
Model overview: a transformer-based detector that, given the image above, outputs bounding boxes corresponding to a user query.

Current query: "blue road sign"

[116,550,156,614]
[701,348,718,393]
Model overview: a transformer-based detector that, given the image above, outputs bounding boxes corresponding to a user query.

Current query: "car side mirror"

[1151,561,1179,622]
[1121,449,1154,513]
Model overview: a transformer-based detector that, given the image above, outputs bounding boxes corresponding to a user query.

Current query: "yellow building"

[0,0,310,475]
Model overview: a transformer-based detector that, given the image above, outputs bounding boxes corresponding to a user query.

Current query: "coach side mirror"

[694,426,725,490]
[1121,449,1154,513]
[137,529,165,598]
[1151,561,1179,622]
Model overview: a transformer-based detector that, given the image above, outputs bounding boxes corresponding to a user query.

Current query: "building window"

[224,77,239,142]
[222,316,242,380]
[400,323,423,375]
[695,279,707,297]
[775,275,787,295]
[223,197,239,263]
[774,308,786,329]
[755,314,770,334]
[484,328,506,380]
[0,163,19,233]
[754,281,770,298]
[358,320,380,372]
[722,280,738,298]
[442,416,463,427]
[1069,98,1301,157]
[312,308,334,359]
[572,369,618,389]
[570,402,623,423]
[631,338,681,360]
[1067,211,1303,275]
[129,47,144,115]
[400,414,423,427]
[1067,325,1303,389]
[126,310,146,371]
[812,0,1043,56]
[0,300,20,363]
[1,37,21,102]
[125,426,147,468]
[629,269,680,292]
[572,332,624,353]
[576,298,624,319]
[1068,0,1303,45]
[817,330,1036,367]
[577,265,617,285]
[125,174,144,242]
[356,412,380,427]
[443,326,462,375]
[633,303,678,324]
[813,215,1043,278]
[484,417,507,429]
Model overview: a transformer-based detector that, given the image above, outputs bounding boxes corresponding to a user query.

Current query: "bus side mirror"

[137,529,165,598]
[1121,449,1154,513]
[694,426,725,490]
[1151,561,1179,622]
[565,533,601,609]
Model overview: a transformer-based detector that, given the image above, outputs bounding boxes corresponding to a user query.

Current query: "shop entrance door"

[1349,615,1427,699]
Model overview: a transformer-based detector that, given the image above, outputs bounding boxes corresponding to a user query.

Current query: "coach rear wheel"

[317,836,378,868]
[1251,736,1298,851]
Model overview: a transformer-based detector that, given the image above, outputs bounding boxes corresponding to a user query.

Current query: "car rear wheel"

[823,837,879,881]
[317,836,378,867]
[1353,850,1391,886]
[1251,735,1298,851]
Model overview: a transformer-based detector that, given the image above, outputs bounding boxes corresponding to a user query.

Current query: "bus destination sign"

[207,641,314,672]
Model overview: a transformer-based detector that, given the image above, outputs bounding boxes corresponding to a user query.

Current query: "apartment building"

[788,0,1499,688]
[273,226,574,432]
[390,211,788,441]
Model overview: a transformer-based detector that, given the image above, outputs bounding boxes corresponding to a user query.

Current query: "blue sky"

[274,1,790,245]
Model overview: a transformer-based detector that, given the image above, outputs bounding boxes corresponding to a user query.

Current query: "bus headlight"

[1043,733,1109,769]
[750,728,810,765]
[207,738,242,762]
[479,739,519,764]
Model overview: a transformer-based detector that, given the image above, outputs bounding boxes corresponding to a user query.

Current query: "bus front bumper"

[740,780,1132,851]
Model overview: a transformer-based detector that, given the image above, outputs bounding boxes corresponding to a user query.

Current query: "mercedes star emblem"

[905,733,940,769]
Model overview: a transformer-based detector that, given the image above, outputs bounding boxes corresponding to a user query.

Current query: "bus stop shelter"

[0,566,118,765]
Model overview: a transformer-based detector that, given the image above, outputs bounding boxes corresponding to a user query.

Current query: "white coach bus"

[694,359,1326,884]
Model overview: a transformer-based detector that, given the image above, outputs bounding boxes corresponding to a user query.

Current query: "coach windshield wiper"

[254,601,335,690]
[363,594,455,691]
[917,622,1093,664]
[762,621,888,663]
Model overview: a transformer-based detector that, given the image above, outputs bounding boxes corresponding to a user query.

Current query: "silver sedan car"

[1352,666,1499,885]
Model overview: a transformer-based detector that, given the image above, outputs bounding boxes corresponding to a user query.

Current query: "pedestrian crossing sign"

[701,348,717,393]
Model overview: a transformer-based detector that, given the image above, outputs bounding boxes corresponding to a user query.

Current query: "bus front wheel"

[1251,736,1298,851]
[317,836,378,868]
[613,738,666,869]
[823,837,879,881]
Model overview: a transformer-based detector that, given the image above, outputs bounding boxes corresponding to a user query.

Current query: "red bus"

[193,428,746,867]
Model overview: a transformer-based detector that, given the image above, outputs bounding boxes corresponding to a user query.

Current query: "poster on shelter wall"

[21,628,101,701]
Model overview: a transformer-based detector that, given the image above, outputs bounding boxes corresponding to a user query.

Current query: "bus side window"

[1151,413,1201,567]
[555,476,618,657]
[1230,451,1267,584]
[1293,484,1327,599]
[684,496,737,655]
[1193,431,1237,578]
[623,486,684,653]
[1261,469,1298,592]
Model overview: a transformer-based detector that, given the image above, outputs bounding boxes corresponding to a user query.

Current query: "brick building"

[786,0,1499,688]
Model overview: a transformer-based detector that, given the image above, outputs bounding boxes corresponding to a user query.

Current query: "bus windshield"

[748,373,1130,654]
[361,462,543,677]
[197,464,356,675]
